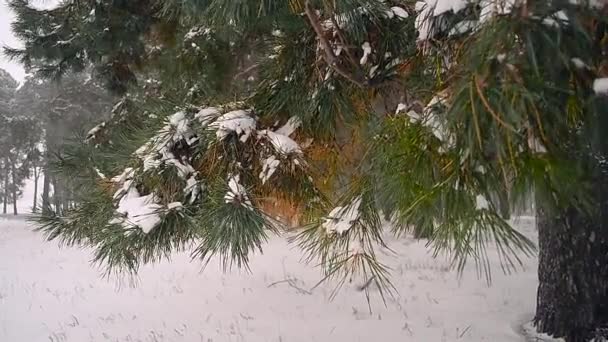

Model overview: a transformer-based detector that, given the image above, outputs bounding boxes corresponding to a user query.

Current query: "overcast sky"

[0,0,59,83]
[0,0,26,83]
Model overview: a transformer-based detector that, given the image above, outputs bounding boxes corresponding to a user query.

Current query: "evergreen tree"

[0,112,40,214]
[7,0,608,340]
[11,72,114,213]
[0,68,40,214]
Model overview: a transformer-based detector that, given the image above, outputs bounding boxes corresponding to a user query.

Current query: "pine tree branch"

[303,0,369,88]
[328,14,359,72]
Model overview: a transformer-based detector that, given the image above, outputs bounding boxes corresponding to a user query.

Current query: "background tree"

[7,0,608,341]
[10,72,114,213]
[0,112,40,215]
[0,68,40,215]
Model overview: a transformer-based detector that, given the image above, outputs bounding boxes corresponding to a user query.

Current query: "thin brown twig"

[233,63,260,80]
[329,14,360,72]
[473,74,516,132]
[469,82,484,151]
[303,0,369,88]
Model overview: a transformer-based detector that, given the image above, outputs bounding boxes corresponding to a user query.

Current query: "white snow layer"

[420,94,452,146]
[323,197,363,235]
[416,0,517,40]
[167,202,183,210]
[390,6,410,19]
[593,78,608,95]
[210,110,257,142]
[571,58,588,69]
[0,216,540,342]
[415,0,468,41]
[111,188,162,233]
[274,116,301,137]
[475,194,490,210]
[260,155,280,184]
[195,107,221,125]
[224,174,252,207]
[360,42,372,65]
[184,174,201,203]
[135,111,197,179]
[432,0,468,16]
[262,130,302,155]
[85,122,105,141]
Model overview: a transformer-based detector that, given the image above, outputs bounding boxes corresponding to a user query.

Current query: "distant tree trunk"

[41,164,50,213]
[534,186,608,341]
[3,159,8,215]
[32,166,39,213]
[61,179,70,213]
[11,163,17,215]
[52,176,61,215]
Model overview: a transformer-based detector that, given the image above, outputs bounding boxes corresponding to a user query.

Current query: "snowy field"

[0,205,539,342]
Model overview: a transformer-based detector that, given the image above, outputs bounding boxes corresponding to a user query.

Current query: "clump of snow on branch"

[397,94,453,152]
[416,0,467,41]
[260,155,280,185]
[111,188,162,233]
[85,122,105,142]
[135,111,197,179]
[323,197,363,235]
[184,26,212,41]
[209,110,256,142]
[275,116,301,136]
[94,168,106,179]
[257,117,303,184]
[360,42,372,65]
[541,10,569,28]
[423,95,450,142]
[110,168,162,233]
[184,173,201,203]
[261,130,302,155]
[416,0,517,41]
[571,58,588,69]
[111,167,135,199]
[593,78,608,95]
[475,194,490,210]
[432,0,468,16]
[389,6,409,19]
[224,174,252,208]
[195,107,221,125]
[167,202,183,210]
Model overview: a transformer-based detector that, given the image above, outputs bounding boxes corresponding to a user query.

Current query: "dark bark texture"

[32,167,39,213]
[11,163,17,215]
[41,163,50,213]
[534,188,608,341]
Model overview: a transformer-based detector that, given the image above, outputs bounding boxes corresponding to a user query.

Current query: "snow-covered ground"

[0,207,539,342]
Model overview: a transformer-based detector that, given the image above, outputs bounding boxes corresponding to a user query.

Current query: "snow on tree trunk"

[534,191,608,341]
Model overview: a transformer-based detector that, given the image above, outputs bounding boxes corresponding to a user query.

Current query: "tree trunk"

[41,164,50,213]
[32,166,39,213]
[62,179,70,213]
[3,160,8,215]
[11,163,17,215]
[534,191,608,341]
[52,176,61,216]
